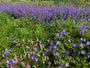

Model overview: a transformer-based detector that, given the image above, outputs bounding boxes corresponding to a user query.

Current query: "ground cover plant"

[0,1,90,68]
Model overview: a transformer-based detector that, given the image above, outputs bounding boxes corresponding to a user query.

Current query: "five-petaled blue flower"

[81,50,85,55]
[86,41,90,45]
[56,41,60,45]
[56,52,59,56]
[73,43,77,47]
[31,56,35,60]
[4,49,9,56]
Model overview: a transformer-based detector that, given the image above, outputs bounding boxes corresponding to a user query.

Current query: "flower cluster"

[0,3,90,24]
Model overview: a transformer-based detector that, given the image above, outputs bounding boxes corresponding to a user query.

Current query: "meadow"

[0,0,90,68]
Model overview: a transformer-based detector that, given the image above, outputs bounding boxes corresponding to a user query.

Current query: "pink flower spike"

[20,55,22,60]
[43,59,45,64]
[28,54,30,58]
[27,64,30,68]
[21,62,25,67]
[49,61,51,65]
[10,62,13,68]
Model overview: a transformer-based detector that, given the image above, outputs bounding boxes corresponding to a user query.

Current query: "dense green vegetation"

[0,1,90,68]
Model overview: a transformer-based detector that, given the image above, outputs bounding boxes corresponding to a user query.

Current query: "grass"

[0,12,48,47]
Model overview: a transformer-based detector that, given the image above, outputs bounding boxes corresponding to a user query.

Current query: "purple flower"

[60,34,63,37]
[73,50,76,52]
[64,32,66,35]
[6,59,9,64]
[61,22,63,24]
[45,51,48,54]
[32,51,35,55]
[59,66,62,68]
[35,57,38,62]
[81,23,83,26]
[6,65,10,68]
[13,40,16,43]
[73,43,77,47]
[56,41,60,45]
[39,41,42,44]
[65,63,68,67]
[68,39,71,43]
[62,29,65,32]
[16,44,19,46]
[80,38,83,41]
[56,52,59,56]
[60,32,63,35]
[30,52,32,55]
[47,40,50,43]
[79,42,81,44]
[86,41,90,45]
[87,55,90,58]
[4,49,9,56]
[51,42,53,45]
[84,38,86,42]
[49,49,51,52]
[75,22,78,24]
[66,51,70,55]
[53,45,57,49]
[62,50,65,53]
[81,50,85,55]
[80,44,83,48]
[56,33,59,36]
[80,30,85,34]
[49,46,52,49]
[31,56,35,60]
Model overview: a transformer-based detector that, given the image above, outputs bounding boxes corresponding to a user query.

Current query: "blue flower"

[86,41,90,45]
[60,34,63,37]
[31,56,35,60]
[87,55,90,58]
[47,40,50,43]
[13,40,16,43]
[4,49,9,56]
[59,66,62,68]
[75,22,78,24]
[50,42,53,45]
[56,41,60,45]
[80,44,83,48]
[35,57,38,62]
[84,38,86,42]
[60,32,63,35]
[66,51,70,55]
[49,46,52,49]
[80,30,85,34]
[62,29,65,32]
[32,51,35,55]
[53,45,57,49]
[16,44,19,46]
[73,43,77,47]
[61,22,63,24]
[45,51,48,54]
[6,65,10,68]
[56,52,59,56]
[80,38,83,41]
[64,32,66,35]
[6,59,9,64]
[81,50,85,55]
[49,49,51,52]
[65,63,68,67]
[62,50,65,53]
[56,33,59,36]
[68,39,71,43]
[39,41,42,44]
